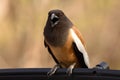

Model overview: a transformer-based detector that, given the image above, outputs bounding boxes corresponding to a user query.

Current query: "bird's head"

[48,9,65,27]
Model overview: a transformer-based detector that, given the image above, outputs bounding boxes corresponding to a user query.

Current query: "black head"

[48,9,65,27]
[47,9,73,28]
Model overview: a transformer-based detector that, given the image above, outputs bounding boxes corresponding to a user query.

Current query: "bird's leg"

[47,64,61,77]
[66,63,76,76]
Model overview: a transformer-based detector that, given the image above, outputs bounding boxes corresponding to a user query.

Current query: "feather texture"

[70,28,90,67]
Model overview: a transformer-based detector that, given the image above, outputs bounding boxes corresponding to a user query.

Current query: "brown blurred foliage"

[0,0,120,69]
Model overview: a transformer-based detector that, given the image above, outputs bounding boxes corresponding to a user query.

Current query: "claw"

[66,63,76,76]
[47,64,61,77]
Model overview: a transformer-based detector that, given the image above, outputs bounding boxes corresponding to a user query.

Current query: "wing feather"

[70,28,90,68]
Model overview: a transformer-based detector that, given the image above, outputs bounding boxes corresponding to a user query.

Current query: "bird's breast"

[44,25,70,47]
[48,30,78,68]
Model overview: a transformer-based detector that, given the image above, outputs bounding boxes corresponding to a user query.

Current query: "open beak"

[50,13,59,27]
[51,13,59,20]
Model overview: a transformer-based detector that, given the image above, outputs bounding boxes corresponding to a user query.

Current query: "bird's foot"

[47,64,61,77]
[66,63,76,76]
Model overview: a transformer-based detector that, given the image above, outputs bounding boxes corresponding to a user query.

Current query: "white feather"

[70,29,90,67]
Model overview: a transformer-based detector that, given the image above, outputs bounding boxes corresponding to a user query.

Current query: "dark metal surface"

[0,68,119,80]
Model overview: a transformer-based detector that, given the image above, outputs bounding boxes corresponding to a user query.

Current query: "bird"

[43,9,90,76]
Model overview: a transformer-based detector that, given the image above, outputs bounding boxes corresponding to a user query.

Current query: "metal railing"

[0,62,119,80]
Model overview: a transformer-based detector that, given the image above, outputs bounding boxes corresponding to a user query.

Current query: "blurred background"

[0,0,120,69]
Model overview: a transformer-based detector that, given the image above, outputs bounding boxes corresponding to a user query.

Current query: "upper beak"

[51,13,58,20]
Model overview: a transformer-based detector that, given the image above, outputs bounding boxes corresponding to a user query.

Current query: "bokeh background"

[0,0,120,69]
